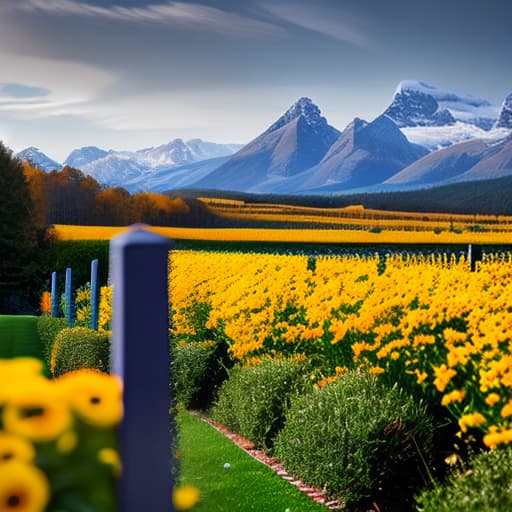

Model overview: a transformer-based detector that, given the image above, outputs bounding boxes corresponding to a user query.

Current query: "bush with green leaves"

[416,445,512,512]
[211,358,312,452]
[36,315,68,366]
[274,371,434,508]
[51,326,110,377]
[172,339,232,410]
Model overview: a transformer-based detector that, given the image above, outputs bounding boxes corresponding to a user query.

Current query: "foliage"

[0,142,38,312]
[0,315,44,361]
[0,357,121,512]
[36,315,68,366]
[211,358,312,451]
[416,445,512,512]
[172,339,232,411]
[169,250,512,448]
[274,371,434,508]
[50,327,110,377]
[42,240,110,292]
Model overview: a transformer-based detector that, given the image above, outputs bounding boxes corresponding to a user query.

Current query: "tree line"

[0,140,205,313]
[22,162,191,227]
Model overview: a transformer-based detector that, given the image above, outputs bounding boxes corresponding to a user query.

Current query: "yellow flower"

[0,433,35,464]
[97,448,122,476]
[458,412,486,433]
[56,431,77,454]
[0,359,44,391]
[483,427,512,449]
[441,389,465,406]
[173,485,200,511]
[368,367,385,375]
[57,370,123,427]
[433,364,457,393]
[3,381,72,443]
[501,400,512,418]
[485,393,501,406]
[0,461,50,512]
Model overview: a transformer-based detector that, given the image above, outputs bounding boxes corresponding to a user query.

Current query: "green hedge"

[274,371,434,508]
[50,326,110,377]
[211,359,312,452]
[0,315,43,360]
[36,315,68,366]
[416,445,512,512]
[172,340,231,411]
[42,240,110,292]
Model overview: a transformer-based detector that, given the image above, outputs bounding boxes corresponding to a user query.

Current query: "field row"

[169,250,512,448]
[53,224,512,245]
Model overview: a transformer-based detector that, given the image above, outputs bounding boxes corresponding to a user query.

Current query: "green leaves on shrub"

[172,339,232,410]
[36,315,68,366]
[50,326,110,377]
[274,371,434,508]
[211,358,312,452]
[416,445,512,512]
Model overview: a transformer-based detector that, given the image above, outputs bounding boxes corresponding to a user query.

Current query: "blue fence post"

[51,271,58,318]
[110,226,174,511]
[65,267,74,326]
[90,259,99,330]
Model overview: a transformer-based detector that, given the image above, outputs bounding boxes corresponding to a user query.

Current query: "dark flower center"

[90,396,101,405]
[6,494,23,508]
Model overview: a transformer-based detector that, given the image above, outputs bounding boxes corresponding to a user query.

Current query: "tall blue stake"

[110,226,173,511]
[51,271,58,318]
[90,259,99,330]
[65,267,74,326]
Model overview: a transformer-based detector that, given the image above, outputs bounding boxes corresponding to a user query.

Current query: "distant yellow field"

[53,224,512,244]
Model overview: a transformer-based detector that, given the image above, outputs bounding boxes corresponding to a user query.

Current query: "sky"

[0,0,511,162]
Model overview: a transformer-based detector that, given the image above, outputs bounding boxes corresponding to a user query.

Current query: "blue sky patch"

[0,83,51,98]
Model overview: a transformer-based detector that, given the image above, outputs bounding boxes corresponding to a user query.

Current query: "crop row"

[169,250,512,447]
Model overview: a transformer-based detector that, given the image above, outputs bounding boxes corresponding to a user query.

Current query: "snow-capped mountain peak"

[387,80,499,131]
[264,97,329,135]
[495,93,512,129]
[64,146,109,168]
[15,147,60,172]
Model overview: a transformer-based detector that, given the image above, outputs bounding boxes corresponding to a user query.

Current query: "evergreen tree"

[0,141,38,312]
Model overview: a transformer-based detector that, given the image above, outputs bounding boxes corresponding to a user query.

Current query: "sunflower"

[0,461,50,512]
[0,360,44,405]
[56,370,123,428]
[0,433,35,464]
[3,380,72,443]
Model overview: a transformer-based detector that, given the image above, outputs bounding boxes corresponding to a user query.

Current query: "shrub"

[50,327,110,377]
[416,445,512,512]
[37,315,68,366]
[172,339,232,410]
[274,371,434,508]
[211,358,312,451]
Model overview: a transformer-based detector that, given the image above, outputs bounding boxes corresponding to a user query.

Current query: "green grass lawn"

[177,410,329,512]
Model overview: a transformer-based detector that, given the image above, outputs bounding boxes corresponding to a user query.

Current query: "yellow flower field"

[53,223,512,244]
[169,250,512,446]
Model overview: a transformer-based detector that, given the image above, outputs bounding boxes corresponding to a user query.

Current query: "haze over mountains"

[15,80,512,195]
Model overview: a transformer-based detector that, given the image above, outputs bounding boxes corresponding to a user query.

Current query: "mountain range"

[15,80,512,195]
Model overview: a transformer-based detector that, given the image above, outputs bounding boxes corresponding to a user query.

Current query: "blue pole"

[90,259,99,330]
[65,267,74,327]
[110,226,173,511]
[51,271,58,318]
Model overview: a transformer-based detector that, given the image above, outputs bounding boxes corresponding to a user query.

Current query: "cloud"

[7,0,285,38]
[263,2,374,48]
[0,53,115,118]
